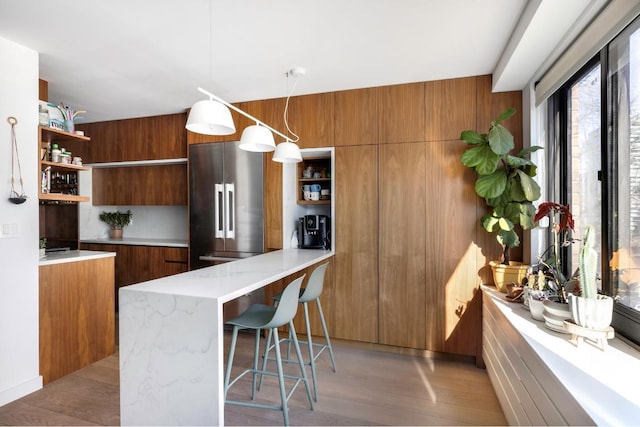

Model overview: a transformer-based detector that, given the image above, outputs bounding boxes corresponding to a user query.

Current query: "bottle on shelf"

[51,144,61,163]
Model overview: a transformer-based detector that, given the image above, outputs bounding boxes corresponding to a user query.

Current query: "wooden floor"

[0,333,506,426]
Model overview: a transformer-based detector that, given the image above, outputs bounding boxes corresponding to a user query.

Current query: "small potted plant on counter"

[39,237,47,258]
[460,107,543,292]
[99,210,133,240]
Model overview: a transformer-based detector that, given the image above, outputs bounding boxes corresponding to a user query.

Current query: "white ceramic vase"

[529,297,545,321]
[568,294,613,330]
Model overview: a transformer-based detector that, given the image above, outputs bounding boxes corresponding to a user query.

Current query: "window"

[548,15,640,345]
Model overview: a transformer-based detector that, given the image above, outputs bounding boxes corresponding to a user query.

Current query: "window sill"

[482,286,640,426]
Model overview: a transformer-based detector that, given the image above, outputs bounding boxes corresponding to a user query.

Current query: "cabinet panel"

[79,243,188,307]
[378,82,426,144]
[288,92,334,148]
[425,76,477,141]
[334,88,378,146]
[334,145,378,342]
[379,142,426,348]
[39,257,115,384]
[424,139,481,357]
[92,164,187,205]
[76,113,187,162]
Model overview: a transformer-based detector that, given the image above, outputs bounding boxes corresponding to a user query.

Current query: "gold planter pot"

[489,260,529,293]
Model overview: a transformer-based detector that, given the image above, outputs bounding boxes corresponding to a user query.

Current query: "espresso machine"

[297,215,330,249]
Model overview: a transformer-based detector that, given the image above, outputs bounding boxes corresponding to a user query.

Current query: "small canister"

[60,152,71,164]
[72,157,82,166]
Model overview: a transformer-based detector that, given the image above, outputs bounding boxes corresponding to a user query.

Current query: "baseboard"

[0,375,43,407]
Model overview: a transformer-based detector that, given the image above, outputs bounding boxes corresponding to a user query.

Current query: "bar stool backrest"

[264,274,306,329]
[299,262,329,303]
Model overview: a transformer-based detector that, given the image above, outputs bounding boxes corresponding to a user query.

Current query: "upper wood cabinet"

[75,113,187,162]
[334,87,378,146]
[425,76,477,142]
[92,163,187,206]
[287,92,334,148]
[378,82,426,144]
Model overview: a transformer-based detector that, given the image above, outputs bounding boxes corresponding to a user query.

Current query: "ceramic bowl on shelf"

[543,300,571,319]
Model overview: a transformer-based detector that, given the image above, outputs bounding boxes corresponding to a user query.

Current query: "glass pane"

[568,65,602,288]
[609,20,640,312]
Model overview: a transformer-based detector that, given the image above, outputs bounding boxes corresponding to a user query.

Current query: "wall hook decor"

[7,116,27,204]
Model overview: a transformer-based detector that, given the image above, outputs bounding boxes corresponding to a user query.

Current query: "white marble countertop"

[483,286,640,426]
[39,249,116,266]
[122,248,333,304]
[80,237,188,248]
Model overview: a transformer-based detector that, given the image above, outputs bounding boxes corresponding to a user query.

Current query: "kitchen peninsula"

[39,250,116,384]
[119,248,333,426]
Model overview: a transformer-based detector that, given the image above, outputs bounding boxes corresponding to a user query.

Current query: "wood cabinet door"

[92,164,187,205]
[334,145,379,343]
[379,142,427,349]
[334,87,378,146]
[287,92,334,148]
[76,113,187,162]
[378,82,426,144]
[425,76,477,142]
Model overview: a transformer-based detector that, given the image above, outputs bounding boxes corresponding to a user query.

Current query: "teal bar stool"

[260,262,337,402]
[223,275,313,426]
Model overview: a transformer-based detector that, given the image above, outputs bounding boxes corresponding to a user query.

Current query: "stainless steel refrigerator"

[189,142,265,319]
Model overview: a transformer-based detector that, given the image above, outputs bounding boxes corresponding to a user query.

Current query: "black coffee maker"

[297,215,330,249]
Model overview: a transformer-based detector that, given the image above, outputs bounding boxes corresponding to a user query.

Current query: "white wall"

[0,36,42,405]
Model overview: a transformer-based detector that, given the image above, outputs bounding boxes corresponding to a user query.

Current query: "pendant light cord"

[283,72,301,143]
[7,116,25,198]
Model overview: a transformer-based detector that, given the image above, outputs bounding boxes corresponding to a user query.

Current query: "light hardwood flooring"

[0,333,506,426]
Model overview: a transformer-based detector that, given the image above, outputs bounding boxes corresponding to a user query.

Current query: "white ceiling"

[0,0,603,123]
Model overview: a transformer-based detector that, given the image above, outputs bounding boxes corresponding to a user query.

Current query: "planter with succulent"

[99,210,133,240]
[526,202,577,323]
[567,225,614,330]
[460,107,542,292]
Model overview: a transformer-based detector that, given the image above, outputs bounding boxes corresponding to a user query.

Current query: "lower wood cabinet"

[79,243,188,307]
[39,256,115,384]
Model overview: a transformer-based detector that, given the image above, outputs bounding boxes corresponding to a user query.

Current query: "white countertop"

[483,286,640,426]
[80,237,188,248]
[39,249,116,266]
[121,248,333,304]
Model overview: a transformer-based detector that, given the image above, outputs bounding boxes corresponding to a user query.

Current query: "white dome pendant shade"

[272,141,303,163]
[186,99,236,135]
[239,124,276,152]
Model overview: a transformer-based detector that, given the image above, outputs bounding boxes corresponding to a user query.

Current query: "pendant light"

[239,123,276,152]
[186,97,236,135]
[272,67,304,163]
[186,0,235,136]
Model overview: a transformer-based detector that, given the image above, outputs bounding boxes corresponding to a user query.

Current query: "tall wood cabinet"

[334,145,379,343]
[378,142,427,349]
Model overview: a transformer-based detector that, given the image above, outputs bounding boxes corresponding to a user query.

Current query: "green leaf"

[460,130,486,144]
[520,203,536,229]
[516,170,541,201]
[482,215,499,232]
[494,107,517,124]
[505,155,534,168]
[497,229,520,248]
[516,145,543,157]
[475,170,507,199]
[461,144,500,175]
[488,123,514,155]
[498,217,514,231]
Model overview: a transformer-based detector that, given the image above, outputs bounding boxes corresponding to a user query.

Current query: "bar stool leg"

[272,328,290,426]
[258,328,273,391]
[316,299,337,372]
[302,301,318,401]
[289,321,314,410]
[251,328,261,400]
[224,325,240,400]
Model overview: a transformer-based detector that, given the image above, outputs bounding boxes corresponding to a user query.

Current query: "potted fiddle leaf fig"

[460,108,543,292]
[99,210,133,240]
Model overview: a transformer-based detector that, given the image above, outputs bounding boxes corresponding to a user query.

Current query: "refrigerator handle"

[214,183,224,238]
[225,183,235,239]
